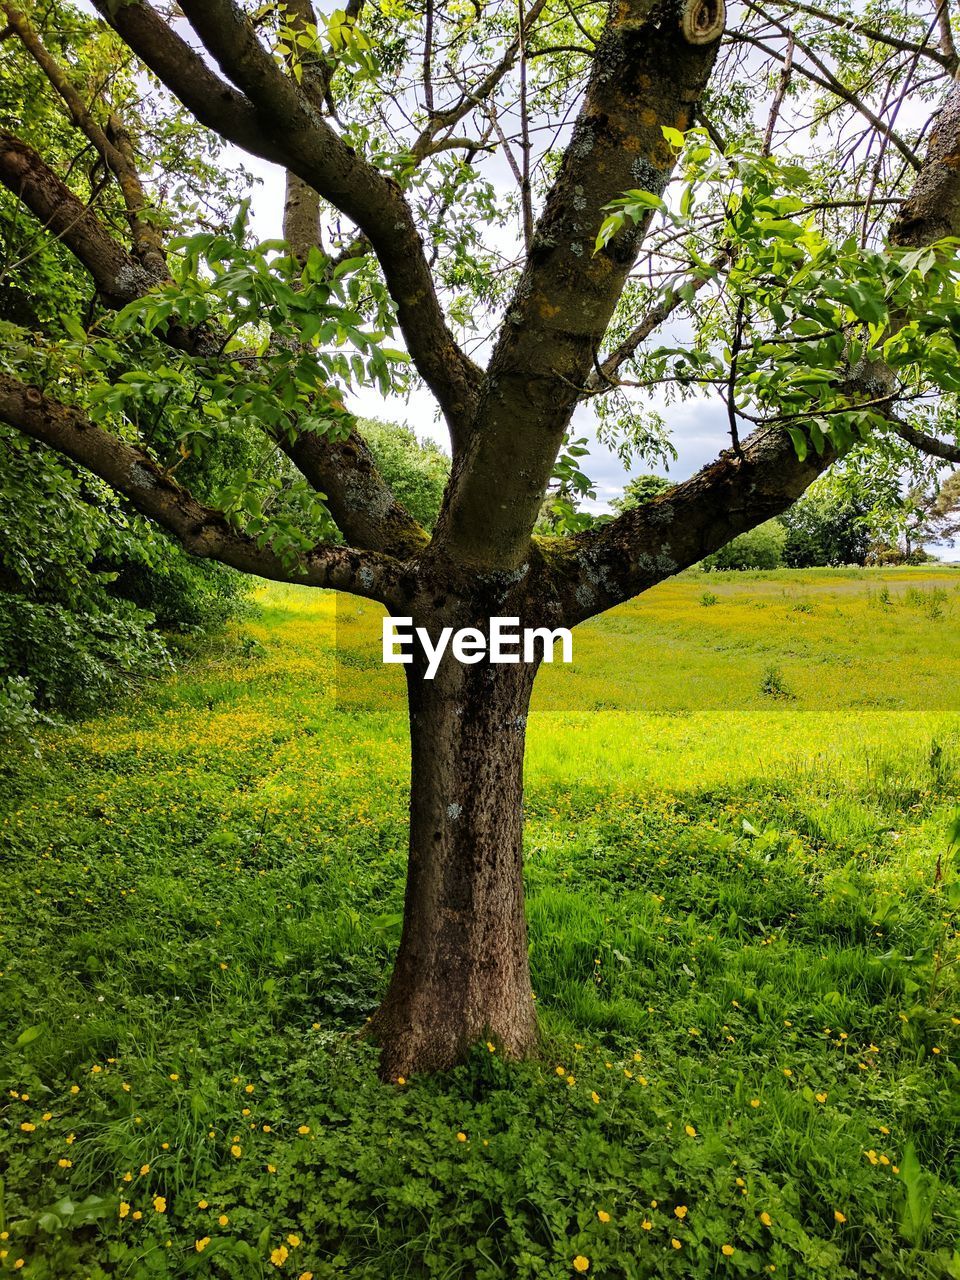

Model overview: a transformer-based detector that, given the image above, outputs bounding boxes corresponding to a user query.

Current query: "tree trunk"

[367,648,538,1078]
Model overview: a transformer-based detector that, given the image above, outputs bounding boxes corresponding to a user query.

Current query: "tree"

[359,419,449,531]
[780,474,874,567]
[898,468,960,555]
[610,473,673,514]
[926,470,960,546]
[702,519,786,570]
[3,0,960,1076]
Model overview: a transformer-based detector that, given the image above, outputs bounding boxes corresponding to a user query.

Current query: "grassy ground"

[1,567,959,1279]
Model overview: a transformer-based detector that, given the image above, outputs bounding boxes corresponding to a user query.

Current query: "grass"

[1,566,959,1279]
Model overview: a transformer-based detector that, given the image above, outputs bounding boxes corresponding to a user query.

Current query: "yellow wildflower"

[270,1245,289,1267]
[196,1238,211,1252]
[153,1196,166,1214]
[119,1202,130,1219]
[597,1210,610,1223]
[573,1257,589,1273]
[722,1244,735,1256]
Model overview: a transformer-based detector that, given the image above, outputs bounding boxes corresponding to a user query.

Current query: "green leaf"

[786,427,808,461]
[15,1023,45,1047]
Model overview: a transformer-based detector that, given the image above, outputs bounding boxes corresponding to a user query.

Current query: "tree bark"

[368,644,538,1078]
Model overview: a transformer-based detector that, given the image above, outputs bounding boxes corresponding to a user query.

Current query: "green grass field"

[1,567,959,1279]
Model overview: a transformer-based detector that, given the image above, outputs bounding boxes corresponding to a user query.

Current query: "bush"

[0,593,171,720]
[702,520,787,571]
[360,418,450,530]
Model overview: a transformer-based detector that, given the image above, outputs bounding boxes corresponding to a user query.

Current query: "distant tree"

[781,476,874,567]
[610,473,673,514]
[901,469,960,553]
[359,420,449,531]
[702,520,786,571]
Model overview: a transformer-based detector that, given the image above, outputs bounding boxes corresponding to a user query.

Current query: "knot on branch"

[680,0,725,45]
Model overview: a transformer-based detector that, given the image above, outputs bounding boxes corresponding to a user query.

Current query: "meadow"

[1,566,959,1279]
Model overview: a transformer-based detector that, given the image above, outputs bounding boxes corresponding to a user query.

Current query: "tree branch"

[0,128,427,559]
[772,0,955,70]
[734,25,922,170]
[437,0,727,568]
[0,373,398,602]
[408,0,549,163]
[583,250,733,394]
[0,128,157,305]
[562,76,960,620]
[547,425,833,625]
[4,1,166,274]
[887,415,960,463]
[90,0,481,445]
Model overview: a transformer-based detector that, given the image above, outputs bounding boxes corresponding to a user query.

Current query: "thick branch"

[91,0,481,442]
[0,129,426,558]
[549,426,833,624]
[564,77,960,620]
[4,2,166,274]
[437,0,726,567]
[0,129,158,305]
[888,416,960,463]
[0,373,397,602]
